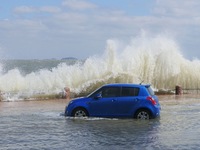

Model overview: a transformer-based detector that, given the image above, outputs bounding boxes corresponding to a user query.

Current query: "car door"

[88,86,120,117]
[114,87,140,117]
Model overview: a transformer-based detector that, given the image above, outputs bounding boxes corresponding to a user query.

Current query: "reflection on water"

[0,95,200,149]
[64,118,161,150]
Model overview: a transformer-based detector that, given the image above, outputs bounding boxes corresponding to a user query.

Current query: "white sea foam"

[0,34,200,100]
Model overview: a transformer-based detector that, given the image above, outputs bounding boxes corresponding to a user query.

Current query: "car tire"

[135,109,151,120]
[72,108,88,117]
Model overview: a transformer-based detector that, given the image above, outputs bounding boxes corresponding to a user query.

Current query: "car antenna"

[139,80,144,85]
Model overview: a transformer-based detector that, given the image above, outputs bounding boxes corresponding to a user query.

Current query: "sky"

[0,0,200,59]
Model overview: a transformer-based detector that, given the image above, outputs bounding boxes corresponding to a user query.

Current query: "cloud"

[40,6,61,13]
[14,6,36,14]
[14,6,62,16]
[1,0,200,59]
[54,12,87,22]
[62,0,97,10]
[154,0,200,17]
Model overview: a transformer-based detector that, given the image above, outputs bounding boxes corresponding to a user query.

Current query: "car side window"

[102,87,120,98]
[121,87,139,97]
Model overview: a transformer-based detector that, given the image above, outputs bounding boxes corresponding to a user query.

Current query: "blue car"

[65,84,161,119]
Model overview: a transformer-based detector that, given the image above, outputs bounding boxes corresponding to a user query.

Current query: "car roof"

[103,83,151,88]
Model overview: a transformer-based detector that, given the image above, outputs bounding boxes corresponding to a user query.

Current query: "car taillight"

[147,96,156,105]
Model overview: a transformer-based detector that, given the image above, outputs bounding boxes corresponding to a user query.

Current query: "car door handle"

[112,99,116,102]
[135,98,139,101]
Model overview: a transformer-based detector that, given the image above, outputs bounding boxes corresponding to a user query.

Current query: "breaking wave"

[0,34,200,101]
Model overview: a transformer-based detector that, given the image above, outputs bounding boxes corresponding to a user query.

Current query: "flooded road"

[0,95,200,150]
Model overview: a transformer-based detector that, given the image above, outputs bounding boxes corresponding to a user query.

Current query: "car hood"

[71,97,89,103]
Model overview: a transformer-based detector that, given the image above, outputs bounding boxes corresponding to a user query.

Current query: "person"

[64,87,70,100]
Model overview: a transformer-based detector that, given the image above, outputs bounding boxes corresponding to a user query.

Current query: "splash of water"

[0,34,200,101]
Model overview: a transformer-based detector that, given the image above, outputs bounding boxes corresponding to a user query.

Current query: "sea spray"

[0,35,200,101]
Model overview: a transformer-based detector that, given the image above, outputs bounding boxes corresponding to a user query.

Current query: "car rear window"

[121,87,139,97]
[147,86,155,96]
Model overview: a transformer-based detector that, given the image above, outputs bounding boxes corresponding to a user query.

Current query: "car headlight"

[68,100,74,105]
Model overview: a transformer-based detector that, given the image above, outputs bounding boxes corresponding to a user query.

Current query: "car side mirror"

[94,93,102,100]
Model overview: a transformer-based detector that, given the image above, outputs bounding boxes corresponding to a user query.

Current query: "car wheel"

[72,108,88,117]
[135,109,150,120]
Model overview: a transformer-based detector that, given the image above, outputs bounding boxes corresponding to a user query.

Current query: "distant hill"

[61,57,78,60]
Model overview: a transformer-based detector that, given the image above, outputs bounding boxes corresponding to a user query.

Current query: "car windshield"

[87,87,102,97]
